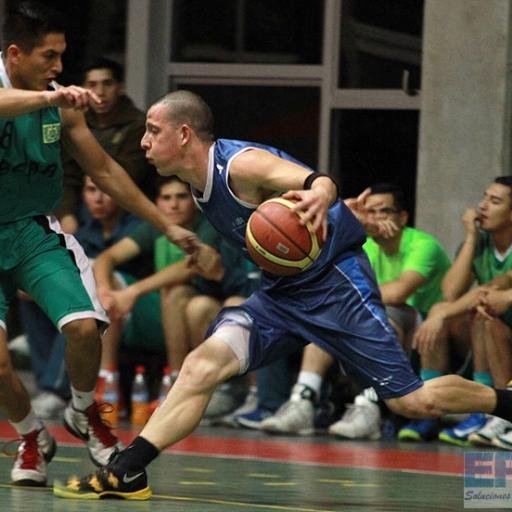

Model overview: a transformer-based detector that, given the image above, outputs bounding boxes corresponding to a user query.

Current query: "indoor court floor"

[0,419,483,512]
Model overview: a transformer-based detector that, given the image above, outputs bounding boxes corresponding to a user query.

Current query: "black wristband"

[303,172,339,198]
[493,388,512,422]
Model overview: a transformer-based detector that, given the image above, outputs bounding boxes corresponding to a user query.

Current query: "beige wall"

[416,0,512,257]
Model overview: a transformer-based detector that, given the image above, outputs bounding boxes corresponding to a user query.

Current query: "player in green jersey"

[0,1,198,486]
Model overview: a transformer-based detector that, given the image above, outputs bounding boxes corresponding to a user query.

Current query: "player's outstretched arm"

[0,84,99,117]
[61,108,199,255]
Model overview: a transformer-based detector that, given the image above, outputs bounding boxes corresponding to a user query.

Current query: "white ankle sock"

[99,368,116,379]
[10,410,43,436]
[361,387,379,403]
[71,386,95,411]
[297,371,323,397]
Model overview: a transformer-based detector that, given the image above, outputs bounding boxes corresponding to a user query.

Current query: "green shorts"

[0,216,107,332]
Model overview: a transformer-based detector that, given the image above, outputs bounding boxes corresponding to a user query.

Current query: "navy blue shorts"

[209,250,422,400]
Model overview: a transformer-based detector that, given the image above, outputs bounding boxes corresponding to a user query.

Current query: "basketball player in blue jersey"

[0,2,198,487]
[55,90,512,500]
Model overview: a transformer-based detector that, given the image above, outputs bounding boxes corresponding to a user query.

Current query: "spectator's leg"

[483,318,512,388]
[39,332,70,398]
[257,358,293,411]
[30,331,70,419]
[160,285,196,370]
[470,315,491,378]
[185,294,221,349]
[18,299,58,386]
[260,345,333,435]
[99,319,122,373]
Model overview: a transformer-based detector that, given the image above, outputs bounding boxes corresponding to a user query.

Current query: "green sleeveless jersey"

[470,230,512,326]
[0,71,63,223]
[472,231,512,283]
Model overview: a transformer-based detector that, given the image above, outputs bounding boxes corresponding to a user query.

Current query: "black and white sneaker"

[53,462,151,500]
[63,402,122,466]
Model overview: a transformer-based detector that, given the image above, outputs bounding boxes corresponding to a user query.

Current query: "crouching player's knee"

[178,352,222,393]
[177,338,241,394]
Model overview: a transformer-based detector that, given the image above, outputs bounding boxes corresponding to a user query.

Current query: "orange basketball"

[245,198,324,276]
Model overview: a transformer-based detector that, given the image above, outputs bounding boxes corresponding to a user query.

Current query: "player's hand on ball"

[283,188,329,235]
[246,198,324,276]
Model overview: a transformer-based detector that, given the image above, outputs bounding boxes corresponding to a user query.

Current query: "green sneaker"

[397,419,439,442]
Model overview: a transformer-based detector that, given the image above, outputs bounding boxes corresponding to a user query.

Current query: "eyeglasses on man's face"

[367,207,399,216]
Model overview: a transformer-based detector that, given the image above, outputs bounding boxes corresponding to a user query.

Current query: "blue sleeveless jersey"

[200,139,421,399]
[192,139,366,291]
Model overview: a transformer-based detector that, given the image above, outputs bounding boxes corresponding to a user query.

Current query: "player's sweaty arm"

[0,85,95,117]
[229,149,335,233]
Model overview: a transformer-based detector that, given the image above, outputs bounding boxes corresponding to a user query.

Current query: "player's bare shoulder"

[233,147,278,175]
[230,148,279,187]
[228,150,268,202]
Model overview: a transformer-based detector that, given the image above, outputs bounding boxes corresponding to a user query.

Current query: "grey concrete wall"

[416,0,512,258]
[125,0,169,110]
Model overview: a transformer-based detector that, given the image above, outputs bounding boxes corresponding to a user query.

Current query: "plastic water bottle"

[131,365,149,426]
[159,366,173,404]
[101,370,119,426]
[148,367,174,415]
